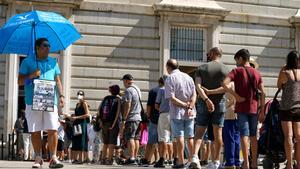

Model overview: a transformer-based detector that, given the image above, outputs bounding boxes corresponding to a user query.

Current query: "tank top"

[280,69,300,110]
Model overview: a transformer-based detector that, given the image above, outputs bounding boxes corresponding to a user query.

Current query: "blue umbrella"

[0,10,81,55]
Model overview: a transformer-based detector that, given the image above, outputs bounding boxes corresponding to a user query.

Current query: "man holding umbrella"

[18,38,64,168]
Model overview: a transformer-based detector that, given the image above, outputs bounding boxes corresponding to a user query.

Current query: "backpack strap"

[128,86,145,114]
[243,66,257,100]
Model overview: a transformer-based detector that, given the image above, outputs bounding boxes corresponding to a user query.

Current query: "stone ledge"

[289,9,300,25]
[79,1,154,15]
[3,0,83,8]
[153,0,230,17]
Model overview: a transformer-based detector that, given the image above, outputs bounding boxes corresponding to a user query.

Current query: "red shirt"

[228,66,262,115]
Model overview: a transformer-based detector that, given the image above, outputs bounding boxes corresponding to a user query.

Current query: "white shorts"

[25,105,59,132]
[157,113,171,143]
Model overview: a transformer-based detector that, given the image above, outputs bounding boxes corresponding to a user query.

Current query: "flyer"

[32,79,56,112]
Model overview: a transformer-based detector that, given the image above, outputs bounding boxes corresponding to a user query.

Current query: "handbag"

[244,66,261,101]
[73,124,82,136]
[129,86,149,123]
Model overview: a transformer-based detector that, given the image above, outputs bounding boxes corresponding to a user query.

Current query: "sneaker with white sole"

[189,156,201,169]
[205,161,220,169]
[49,158,64,168]
[32,156,43,168]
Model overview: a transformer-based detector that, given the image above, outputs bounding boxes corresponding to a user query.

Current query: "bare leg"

[108,144,115,160]
[167,143,173,161]
[128,139,135,159]
[212,125,223,161]
[241,136,249,169]
[282,121,293,169]
[102,144,108,159]
[47,130,58,159]
[134,140,140,159]
[187,137,194,162]
[176,136,185,165]
[194,126,207,157]
[293,122,300,169]
[250,136,258,168]
[31,131,42,157]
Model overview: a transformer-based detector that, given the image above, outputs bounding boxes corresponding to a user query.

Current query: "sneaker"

[49,158,64,168]
[139,158,150,167]
[206,161,220,169]
[154,158,166,168]
[172,164,186,169]
[32,156,43,168]
[168,160,173,165]
[83,158,90,164]
[189,156,201,169]
[72,160,83,164]
[173,158,179,166]
[104,158,113,165]
[124,158,137,165]
[200,160,208,166]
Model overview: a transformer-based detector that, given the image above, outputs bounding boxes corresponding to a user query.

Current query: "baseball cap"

[121,74,134,80]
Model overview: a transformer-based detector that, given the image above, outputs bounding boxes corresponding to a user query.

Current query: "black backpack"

[98,95,119,123]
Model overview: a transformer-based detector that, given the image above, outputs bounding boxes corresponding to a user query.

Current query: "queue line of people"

[16,37,300,169]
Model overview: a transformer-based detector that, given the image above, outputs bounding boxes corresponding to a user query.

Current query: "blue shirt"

[155,87,170,113]
[19,56,61,105]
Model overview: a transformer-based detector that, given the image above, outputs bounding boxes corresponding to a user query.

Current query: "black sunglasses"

[41,43,50,48]
[77,93,84,96]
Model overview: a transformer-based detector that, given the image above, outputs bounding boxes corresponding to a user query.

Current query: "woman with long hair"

[277,51,300,169]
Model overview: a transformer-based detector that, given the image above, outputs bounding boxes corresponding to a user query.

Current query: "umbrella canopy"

[0,10,81,55]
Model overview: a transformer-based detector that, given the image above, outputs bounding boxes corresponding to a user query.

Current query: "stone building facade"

[0,0,300,137]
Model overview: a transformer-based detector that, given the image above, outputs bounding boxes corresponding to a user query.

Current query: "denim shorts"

[195,99,226,127]
[237,113,258,137]
[147,122,158,144]
[170,119,194,138]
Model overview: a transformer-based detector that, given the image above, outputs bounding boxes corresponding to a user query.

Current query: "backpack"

[98,95,119,123]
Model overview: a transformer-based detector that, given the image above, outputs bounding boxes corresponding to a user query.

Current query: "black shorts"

[280,108,300,122]
[57,140,64,151]
[124,121,141,141]
[102,122,119,145]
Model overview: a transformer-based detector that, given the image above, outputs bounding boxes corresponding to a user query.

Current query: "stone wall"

[215,0,297,98]
[71,2,160,113]
[0,3,7,132]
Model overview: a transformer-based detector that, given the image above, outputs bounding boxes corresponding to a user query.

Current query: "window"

[170,26,206,62]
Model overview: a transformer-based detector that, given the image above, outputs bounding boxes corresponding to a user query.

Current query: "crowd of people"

[15,37,300,169]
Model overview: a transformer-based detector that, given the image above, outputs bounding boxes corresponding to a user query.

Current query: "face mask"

[77,95,83,100]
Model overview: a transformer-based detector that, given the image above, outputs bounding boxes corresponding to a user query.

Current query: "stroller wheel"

[263,158,273,169]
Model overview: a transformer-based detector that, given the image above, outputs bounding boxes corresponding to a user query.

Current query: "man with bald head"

[191,47,229,169]
[164,59,197,169]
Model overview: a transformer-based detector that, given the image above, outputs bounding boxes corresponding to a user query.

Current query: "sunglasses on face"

[77,93,84,96]
[41,43,50,48]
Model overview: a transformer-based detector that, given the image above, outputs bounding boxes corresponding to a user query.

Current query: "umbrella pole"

[33,23,38,70]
